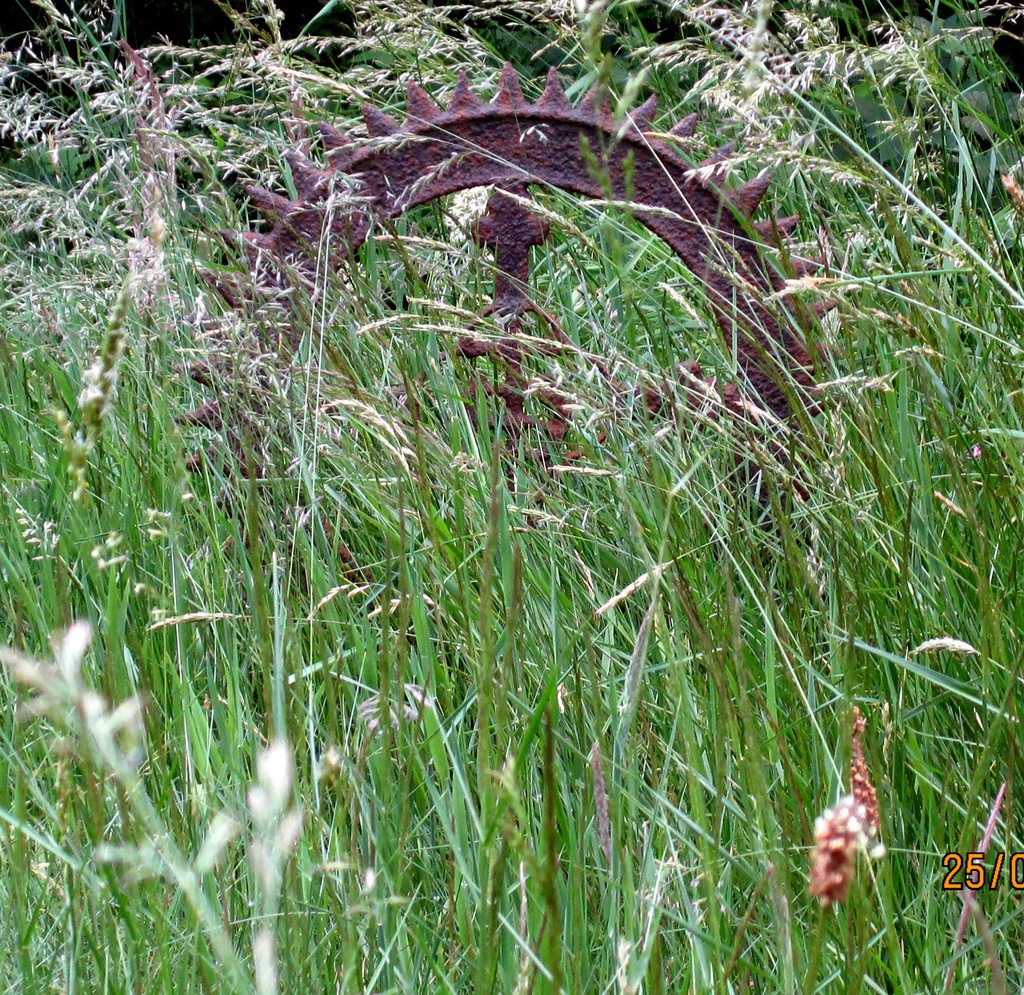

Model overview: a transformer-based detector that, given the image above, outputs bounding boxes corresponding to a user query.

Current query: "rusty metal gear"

[195,64,821,462]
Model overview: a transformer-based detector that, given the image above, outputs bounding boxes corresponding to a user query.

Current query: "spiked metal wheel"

[195,64,820,455]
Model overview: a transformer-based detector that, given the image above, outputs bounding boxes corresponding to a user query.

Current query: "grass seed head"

[1002,174,1024,217]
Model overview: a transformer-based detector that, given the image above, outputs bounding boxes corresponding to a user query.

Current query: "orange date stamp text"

[941,852,1024,890]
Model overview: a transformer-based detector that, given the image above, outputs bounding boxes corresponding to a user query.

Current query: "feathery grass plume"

[119,43,174,306]
[614,936,638,995]
[0,619,95,715]
[60,284,130,500]
[247,739,302,995]
[964,895,1008,995]
[446,186,492,244]
[912,636,980,655]
[615,599,654,760]
[0,623,252,988]
[357,683,432,734]
[1002,174,1024,217]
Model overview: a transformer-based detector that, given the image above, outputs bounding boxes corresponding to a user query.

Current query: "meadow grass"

[1,0,1023,991]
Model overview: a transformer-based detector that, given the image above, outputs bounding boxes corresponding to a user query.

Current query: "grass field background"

[1,0,1023,991]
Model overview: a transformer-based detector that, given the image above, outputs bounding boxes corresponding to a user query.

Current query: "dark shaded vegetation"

[4,0,1022,79]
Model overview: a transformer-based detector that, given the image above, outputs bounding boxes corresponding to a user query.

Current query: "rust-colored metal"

[471,185,562,339]
[195,63,821,457]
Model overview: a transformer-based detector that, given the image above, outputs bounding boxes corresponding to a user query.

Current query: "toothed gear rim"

[236,64,817,419]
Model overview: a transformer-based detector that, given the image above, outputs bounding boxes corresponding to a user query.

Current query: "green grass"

[1,0,1023,992]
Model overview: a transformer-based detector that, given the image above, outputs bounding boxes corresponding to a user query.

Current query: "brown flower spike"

[850,705,881,841]
[808,707,884,907]
[808,795,868,907]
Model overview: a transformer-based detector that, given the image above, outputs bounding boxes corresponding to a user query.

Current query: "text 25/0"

[942,853,1024,890]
